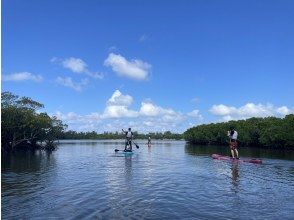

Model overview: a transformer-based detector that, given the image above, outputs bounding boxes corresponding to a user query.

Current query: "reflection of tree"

[2,150,57,197]
[2,150,56,173]
[184,143,227,156]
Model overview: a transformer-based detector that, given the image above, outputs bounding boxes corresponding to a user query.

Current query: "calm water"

[2,140,294,220]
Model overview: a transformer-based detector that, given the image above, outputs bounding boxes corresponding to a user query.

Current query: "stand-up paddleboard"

[212,154,262,164]
[114,149,134,155]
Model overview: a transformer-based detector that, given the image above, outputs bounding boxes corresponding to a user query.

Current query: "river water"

[2,140,294,219]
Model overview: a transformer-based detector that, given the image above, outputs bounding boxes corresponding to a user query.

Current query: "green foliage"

[1,92,67,152]
[184,115,294,148]
[58,130,183,140]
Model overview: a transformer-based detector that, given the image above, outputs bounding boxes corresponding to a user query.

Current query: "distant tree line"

[1,92,67,153]
[184,115,294,148]
[58,130,183,140]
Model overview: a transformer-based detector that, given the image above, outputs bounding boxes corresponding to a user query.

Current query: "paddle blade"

[114,149,119,152]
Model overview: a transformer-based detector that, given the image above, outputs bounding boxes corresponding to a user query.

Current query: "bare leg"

[234,149,239,158]
[230,141,235,158]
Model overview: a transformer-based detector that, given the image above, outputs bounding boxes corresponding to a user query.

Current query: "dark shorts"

[125,139,132,146]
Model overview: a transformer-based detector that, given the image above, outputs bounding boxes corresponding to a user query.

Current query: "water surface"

[2,140,294,219]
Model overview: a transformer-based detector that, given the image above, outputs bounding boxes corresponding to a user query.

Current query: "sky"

[2,0,294,133]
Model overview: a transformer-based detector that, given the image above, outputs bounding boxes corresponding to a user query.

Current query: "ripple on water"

[2,142,294,220]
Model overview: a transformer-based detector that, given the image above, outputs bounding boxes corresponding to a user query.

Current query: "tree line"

[1,92,183,153]
[2,91,293,152]
[184,115,294,148]
[58,130,183,140]
[1,92,67,153]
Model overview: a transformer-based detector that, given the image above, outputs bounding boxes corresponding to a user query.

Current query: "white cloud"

[277,106,291,115]
[52,57,104,80]
[53,90,202,133]
[62,57,87,73]
[54,111,100,123]
[102,106,139,118]
[139,102,160,116]
[209,104,237,116]
[187,110,203,120]
[139,101,186,128]
[139,102,176,117]
[55,77,89,91]
[209,103,293,121]
[102,90,138,118]
[54,111,101,131]
[102,92,186,121]
[143,121,155,126]
[87,72,104,79]
[2,72,43,82]
[162,114,183,123]
[107,90,133,106]
[222,115,234,122]
[238,103,273,117]
[104,53,151,80]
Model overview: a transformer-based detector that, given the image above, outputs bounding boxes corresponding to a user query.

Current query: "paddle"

[132,141,140,149]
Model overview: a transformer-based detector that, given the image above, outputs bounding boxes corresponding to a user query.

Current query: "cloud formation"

[53,90,201,132]
[55,77,89,91]
[102,90,138,118]
[187,110,203,120]
[107,90,133,106]
[2,72,43,82]
[209,103,293,121]
[62,57,87,73]
[52,57,104,79]
[104,53,151,80]
[139,102,177,117]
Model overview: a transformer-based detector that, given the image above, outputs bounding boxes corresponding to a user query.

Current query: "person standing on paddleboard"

[227,127,239,159]
[147,136,151,146]
[123,128,134,151]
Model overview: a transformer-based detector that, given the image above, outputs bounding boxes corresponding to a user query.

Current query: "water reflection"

[2,150,56,173]
[148,146,152,154]
[58,140,125,146]
[185,143,229,156]
[185,143,294,160]
[1,150,57,207]
[124,154,133,183]
[2,141,294,219]
[231,163,240,191]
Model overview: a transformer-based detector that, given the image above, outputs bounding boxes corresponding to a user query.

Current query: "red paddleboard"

[212,154,262,164]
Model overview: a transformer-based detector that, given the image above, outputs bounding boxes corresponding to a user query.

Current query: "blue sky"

[2,0,294,133]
